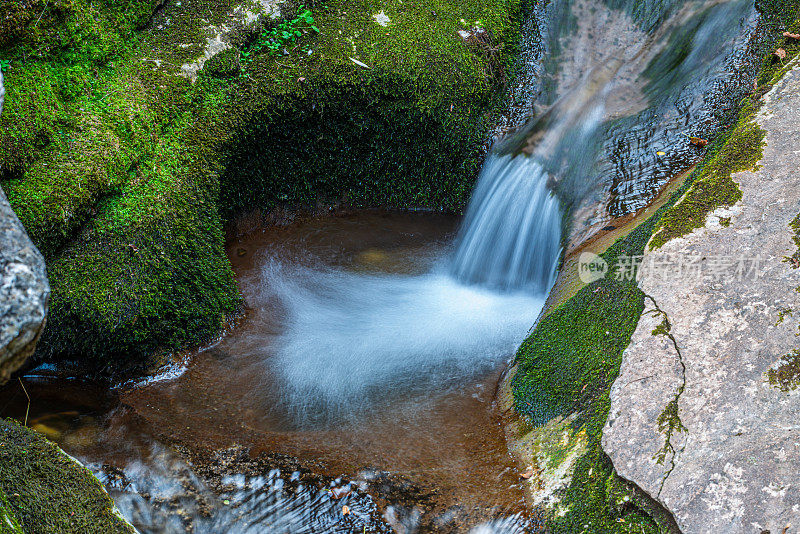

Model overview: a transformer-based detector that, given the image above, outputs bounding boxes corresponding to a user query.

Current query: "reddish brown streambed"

[0,211,537,533]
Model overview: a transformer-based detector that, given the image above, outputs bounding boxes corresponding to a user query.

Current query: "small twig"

[34,0,50,28]
[18,378,30,427]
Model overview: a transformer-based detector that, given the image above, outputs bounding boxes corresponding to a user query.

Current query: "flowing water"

[1,0,777,532]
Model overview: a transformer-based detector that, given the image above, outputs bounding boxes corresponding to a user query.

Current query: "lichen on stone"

[766,349,800,392]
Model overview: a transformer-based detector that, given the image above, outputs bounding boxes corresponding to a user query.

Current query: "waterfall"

[449,155,562,293]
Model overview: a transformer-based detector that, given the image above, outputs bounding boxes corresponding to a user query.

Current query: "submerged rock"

[603,62,800,533]
[0,70,49,385]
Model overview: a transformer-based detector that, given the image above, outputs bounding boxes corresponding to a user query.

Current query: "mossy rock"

[0,419,134,534]
[0,489,23,534]
[0,0,521,372]
[202,48,242,78]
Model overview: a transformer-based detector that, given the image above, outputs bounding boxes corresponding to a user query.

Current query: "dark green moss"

[767,349,800,392]
[217,0,522,216]
[0,419,134,534]
[203,48,242,78]
[0,488,23,534]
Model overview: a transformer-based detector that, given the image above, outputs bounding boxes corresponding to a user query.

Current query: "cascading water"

[16,0,775,532]
[265,0,759,425]
[449,155,561,292]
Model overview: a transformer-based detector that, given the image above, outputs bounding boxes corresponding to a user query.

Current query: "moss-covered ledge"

[0,419,134,533]
[0,0,523,372]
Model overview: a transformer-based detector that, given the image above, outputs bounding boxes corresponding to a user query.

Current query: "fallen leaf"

[776,48,787,60]
[689,136,708,147]
[520,466,535,479]
[783,31,800,39]
[342,505,351,516]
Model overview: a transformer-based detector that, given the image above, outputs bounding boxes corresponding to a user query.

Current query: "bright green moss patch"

[512,228,663,531]
[649,0,800,249]
[513,278,645,425]
[511,171,699,532]
[648,113,762,249]
[0,419,134,534]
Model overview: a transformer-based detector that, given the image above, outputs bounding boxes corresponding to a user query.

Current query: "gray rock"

[0,68,50,384]
[0,69,5,116]
[603,62,800,533]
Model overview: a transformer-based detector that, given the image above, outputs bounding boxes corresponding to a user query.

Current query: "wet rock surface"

[603,63,800,533]
[0,71,49,384]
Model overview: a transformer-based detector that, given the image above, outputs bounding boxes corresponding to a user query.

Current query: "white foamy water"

[450,155,561,292]
[258,258,546,422]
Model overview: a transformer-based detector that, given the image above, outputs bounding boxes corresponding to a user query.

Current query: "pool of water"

[1,211,544,533]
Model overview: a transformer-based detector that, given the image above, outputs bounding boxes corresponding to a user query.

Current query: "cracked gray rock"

[0,68,50,384]
[603,62,800,533]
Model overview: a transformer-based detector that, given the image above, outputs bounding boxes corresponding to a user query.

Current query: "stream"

[0,0,774,531]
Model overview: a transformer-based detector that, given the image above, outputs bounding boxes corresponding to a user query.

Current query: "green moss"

[217,0,522,215]
[1,0,521,370]
[0,419,134,534]
[510,119,723,531]
[0,489,23,534]
[203,48,242,78]
[513,278,645,425]
[649,0,800,249]
[512,226,665,532]
[648,112,762,249]
[767,349,800,392]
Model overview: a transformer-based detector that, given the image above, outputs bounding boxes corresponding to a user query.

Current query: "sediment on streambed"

[0,0,525,374]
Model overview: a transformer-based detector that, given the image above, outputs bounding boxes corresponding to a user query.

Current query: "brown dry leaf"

[689,136,708,147]
[342,505,351,516]
[776,48,788,60]
[783,31,800,40]
[520,467,535,479]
